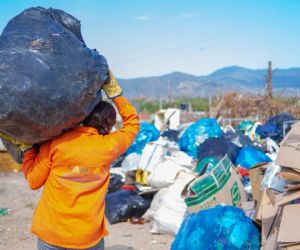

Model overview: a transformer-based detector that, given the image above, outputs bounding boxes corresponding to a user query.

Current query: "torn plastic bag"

[126,122,160,155]
[105,190,150,224]
[171,205,260,250]
[0,7,109,144]
[179,118,222,158]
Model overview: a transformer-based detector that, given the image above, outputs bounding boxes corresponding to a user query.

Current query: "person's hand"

[0,132,33,153]
[102,70,123,99]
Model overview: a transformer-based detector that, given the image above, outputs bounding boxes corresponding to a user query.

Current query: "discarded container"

[130,217,145,225]
[171,205,260,250]
[126,122,160,155]
[182,155,247,213]
[0,208,14,216]
[179,118,222,158]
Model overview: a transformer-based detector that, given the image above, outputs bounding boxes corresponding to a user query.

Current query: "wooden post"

[267,61,273,99]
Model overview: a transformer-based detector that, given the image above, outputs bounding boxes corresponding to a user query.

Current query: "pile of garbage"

[104,111,299,249]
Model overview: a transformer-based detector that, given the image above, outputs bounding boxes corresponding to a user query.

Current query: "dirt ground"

[0,172,174,250]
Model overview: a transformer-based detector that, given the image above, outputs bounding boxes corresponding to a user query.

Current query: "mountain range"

[117,66,300,99]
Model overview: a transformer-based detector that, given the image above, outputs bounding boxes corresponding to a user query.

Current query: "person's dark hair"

[83,101,116,135]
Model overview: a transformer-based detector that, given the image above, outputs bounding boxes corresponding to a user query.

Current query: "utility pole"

[266,61,273,99]
[266,61,273,118]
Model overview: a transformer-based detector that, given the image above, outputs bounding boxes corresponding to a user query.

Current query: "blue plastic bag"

[179,118,222,159]
[171,205,260,250]
[236,146,272,169]
[126,122,160,155]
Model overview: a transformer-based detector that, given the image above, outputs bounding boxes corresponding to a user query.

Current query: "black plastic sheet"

[108,174,124,194]
[0,7,109,144]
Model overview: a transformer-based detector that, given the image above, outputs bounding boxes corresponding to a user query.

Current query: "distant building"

[180,102,193,112]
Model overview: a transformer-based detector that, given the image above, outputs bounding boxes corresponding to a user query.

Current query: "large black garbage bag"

[108,173,124,194]
[0,7,109,144]
[105,190,150,224]
[197,137,240,164]
[195,137,240,174]
[256,112,296,143]
[223,131,267,153]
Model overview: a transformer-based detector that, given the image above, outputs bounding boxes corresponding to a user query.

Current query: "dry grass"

[214,92,300,121]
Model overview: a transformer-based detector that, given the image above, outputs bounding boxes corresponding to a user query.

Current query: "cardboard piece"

[276,122,300,170]
[182,155,247,213]
[262,206,283,250]
[267,188,300,206]
[281,244,300,250]
[249,165,265,202]
[277,204,300,246]
[285,184,300,191]
[261,204,279,245]
[263,232,278,250]
[279,167,300,182]
[255,189,272,222]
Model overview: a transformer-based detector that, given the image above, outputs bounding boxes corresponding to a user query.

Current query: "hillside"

[117,66,300,99]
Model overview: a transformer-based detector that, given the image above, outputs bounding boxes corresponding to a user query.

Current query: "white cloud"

[134,15,153,21]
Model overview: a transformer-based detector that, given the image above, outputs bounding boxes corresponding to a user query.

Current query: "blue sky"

[0,0,299,78]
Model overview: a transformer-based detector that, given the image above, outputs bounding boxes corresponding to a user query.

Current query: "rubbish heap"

[106,111,300,249]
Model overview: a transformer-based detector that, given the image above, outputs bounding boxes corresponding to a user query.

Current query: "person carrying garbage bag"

[0,71,140,250]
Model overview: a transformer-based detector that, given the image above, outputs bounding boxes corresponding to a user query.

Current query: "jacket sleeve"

[21,142,51,190]
[104,96,140,159]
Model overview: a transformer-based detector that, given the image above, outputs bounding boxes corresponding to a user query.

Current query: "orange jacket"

[22,96,139,249]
